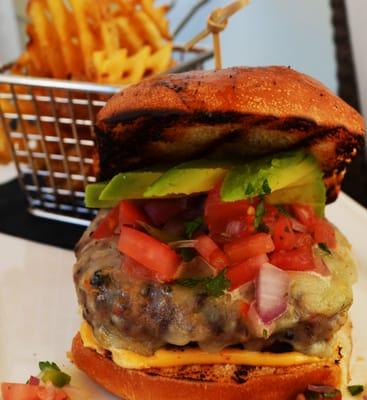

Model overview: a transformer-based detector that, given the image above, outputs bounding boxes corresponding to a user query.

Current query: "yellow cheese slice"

[80,321,321,370]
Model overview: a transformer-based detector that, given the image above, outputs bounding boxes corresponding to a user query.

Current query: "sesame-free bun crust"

[71,332,341,400]
[96,67,365,200]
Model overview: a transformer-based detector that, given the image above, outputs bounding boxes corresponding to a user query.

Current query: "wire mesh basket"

[0,46,212,226]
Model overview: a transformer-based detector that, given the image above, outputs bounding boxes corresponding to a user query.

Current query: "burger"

[71,66,365,400]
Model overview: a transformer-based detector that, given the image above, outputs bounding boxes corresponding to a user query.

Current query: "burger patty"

[73,212,357,357]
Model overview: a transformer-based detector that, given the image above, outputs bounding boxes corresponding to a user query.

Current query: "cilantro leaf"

[178,247,196,262]
[276,205,289,216]
[262,179,272,195]
[245,182,255,196]
[176,269,230,297]
[176,277,203,288]
[254,199,266,230]
[205,269,230,297]
[347,385,364,396]
[318,243,331,255]
[184,217,203,239]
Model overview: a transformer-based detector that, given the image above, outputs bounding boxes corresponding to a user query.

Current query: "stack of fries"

[0,0,173,165]
[18,0,173,83]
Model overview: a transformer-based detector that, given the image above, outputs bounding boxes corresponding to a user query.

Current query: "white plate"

[0,162,17,185]
[0,192,366,399]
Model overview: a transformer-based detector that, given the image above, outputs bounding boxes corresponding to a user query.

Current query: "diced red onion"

[143,199,187,226]
[307,384,337,393]
[169,240,197,249]
[226,220,244,237]
[28,376,40,385]
[290,218,307,233]
[246,301,276,338]
[163,218,185,237]
[256,263,290,324]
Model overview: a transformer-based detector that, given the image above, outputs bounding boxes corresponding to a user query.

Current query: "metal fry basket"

[0,46,213,226]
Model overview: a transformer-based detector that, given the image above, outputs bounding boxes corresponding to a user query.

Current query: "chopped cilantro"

[179,247,196,262]
[323,391,342,398]
[318,242,331,255]
[262,179,272,195]
[276,205,289,216]
[206,269,230,297]
[254,199,266,230]
[347,385,364,396]
[176,269,230,297]
[262,329,268,339]
[245,182,255,195]
[39,361,71,388]
[184,217,203,239]
[176,277,203,288]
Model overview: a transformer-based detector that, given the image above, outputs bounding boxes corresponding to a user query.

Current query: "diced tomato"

[194,235,229,270]
[261,204,279,233]
[227,254,268,289]
[122,255,159,281]
[290,204,316,229]
[224,233,275,263]
[119,200,149,227]
[118,227,180,281]
[92,206,119,239]
[1,383,68,400]
[240,302,250,318]
[272,214,296,250]
[205,186,252,234]
[313,218,336,249]
[270,245,315,271]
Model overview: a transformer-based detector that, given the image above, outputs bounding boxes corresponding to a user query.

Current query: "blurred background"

[2,0,363,110]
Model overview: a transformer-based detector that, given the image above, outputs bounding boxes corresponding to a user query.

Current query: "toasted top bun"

[71,320,352,400]
[95,66,365,201]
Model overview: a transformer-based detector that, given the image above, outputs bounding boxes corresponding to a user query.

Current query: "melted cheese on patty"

[80,321,321,369]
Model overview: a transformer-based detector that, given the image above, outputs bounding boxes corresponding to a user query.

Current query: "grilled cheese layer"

[80,321,321,370]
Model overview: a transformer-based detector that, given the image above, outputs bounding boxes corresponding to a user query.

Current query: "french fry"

[115,16,144,54]
[93,46,151,84]
[27,0,68,79]
[45,0,84,79]
[119,46,151,84]
[140,0,171,40]
[101,19,121,54]
[69,0,102,79]
[132,11,165,51]
[146,42,173,75]
[93,48,128,83]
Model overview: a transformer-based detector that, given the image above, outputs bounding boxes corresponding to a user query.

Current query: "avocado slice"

[85,182,118,208]
[143,159,233,198]
[99,171,163,200]
[221,151,318,200]
[266,170,326,216]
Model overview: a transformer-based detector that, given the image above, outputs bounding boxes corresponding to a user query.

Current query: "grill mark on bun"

[95,66,365,201]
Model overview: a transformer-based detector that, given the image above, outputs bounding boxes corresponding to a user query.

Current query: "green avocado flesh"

[85,182,117,208]
[100,171,163,200]
[143,159,233,198]
[85,150,326,214]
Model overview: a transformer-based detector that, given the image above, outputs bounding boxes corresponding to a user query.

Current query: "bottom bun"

[71,332,343,400]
